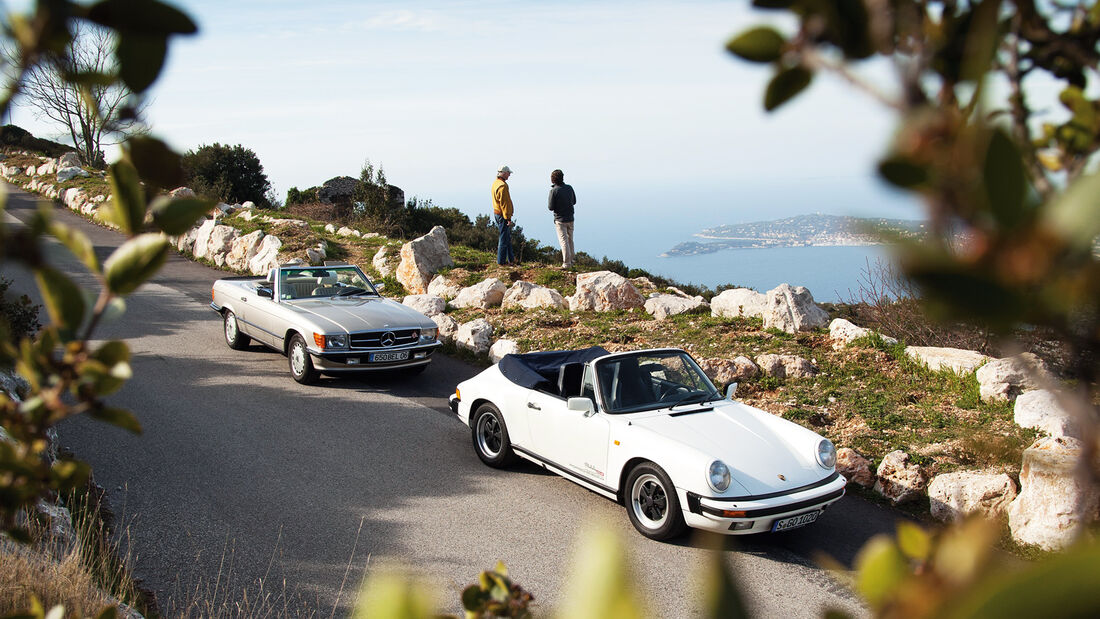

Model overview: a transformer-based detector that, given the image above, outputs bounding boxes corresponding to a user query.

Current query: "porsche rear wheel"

[625,462,687,540]
[223,311,250,350]
[471,403,516,468]
[288,334,318,385]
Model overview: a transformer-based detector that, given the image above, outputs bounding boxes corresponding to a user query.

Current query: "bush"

[285,186,318,206]
[182,143,272,207]
[0,276,40,346]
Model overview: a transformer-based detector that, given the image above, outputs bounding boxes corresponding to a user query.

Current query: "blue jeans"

[495,213,514,264]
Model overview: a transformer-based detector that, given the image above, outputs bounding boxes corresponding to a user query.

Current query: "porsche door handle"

[527,402,541,410]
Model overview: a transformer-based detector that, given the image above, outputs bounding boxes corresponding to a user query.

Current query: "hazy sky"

[7,1,921,243]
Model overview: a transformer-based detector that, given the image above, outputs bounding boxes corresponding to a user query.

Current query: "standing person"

[492,164,515,265]
[547,169,576,269]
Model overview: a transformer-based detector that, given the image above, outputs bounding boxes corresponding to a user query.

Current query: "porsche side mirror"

[567,397,595,416]
[725,382,738,399]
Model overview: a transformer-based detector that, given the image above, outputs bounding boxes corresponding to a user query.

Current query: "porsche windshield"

[278,266,377,300]
[595,350,720,414]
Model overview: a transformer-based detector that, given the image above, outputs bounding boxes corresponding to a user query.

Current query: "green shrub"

[0,277,40,347]
[182,143,272,207]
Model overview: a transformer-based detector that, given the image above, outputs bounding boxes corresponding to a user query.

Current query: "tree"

[182,142,272,206]
[15,21,147,168]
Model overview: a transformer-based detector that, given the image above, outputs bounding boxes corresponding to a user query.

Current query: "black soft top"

[498,346,609,393]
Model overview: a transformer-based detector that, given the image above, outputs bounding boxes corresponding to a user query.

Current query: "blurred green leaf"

[831,0,874,60]
[103,233,169,295]
[352,570,434,619]
[461,584,487,611]
[87,0,198,35]
[93,340,130,366]
[96,606,119,619]
[854,536,908,609]
[983,129,1028,229]
[764,66,812,111]
[895,522,931,561]
[33,267,86,334]
[753,0,794,8]
[127,136,184,189]
[961,0,1002,82]
[725,27,786,63]
[558,526,646,619]
[702,550,750,619]
[48,218,100,274]
[149,195,211,235]
[106,159,146,235]
[51,459,91,490]
[1044,169,1100,252]
[116,33,168,93]
[879,156,930,189]
[89,406,141,433]
[61,69,115,87]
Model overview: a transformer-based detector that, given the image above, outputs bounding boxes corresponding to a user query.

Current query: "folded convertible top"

[498,346,610,392]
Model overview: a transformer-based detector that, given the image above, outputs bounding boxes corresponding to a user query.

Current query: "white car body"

[450,347,845,539]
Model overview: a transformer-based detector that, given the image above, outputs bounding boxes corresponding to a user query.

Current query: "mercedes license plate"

[370,350,409,363]
[771,510,821,532]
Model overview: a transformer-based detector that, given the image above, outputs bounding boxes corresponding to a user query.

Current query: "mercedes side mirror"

[567,397,595,416]
[725,382,738,400]
[374,282,386,292]
[257,287,273,299]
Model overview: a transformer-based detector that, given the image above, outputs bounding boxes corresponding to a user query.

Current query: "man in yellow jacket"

[492,164,516,265]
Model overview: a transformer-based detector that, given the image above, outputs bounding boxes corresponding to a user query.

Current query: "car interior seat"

[311,275,341,296]
[557,362,585,398]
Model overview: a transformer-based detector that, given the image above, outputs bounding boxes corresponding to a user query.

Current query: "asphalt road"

[1,186,903,617]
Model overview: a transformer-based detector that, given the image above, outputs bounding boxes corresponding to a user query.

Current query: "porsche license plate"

[370,351,409,363]
[771,510,821,532]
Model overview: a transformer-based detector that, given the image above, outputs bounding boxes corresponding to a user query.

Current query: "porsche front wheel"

[625,462,687,540]
[471,403,516,468]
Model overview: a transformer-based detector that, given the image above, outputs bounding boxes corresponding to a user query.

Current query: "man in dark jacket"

[547,169,576,269]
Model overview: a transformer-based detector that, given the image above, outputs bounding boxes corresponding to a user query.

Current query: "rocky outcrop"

[396,226,453,294]
[976,352,1053,402]
[248,235,282,275]
[452,278,507,309]
[305,242,327,265]
[697,356,760,385]
[402,294,445,317]
[224,230,266,272]
[456,318,493,354]
[568,271,644,312]
[905,346,991,375]
[763,284,828,334]
[928,471,1018,522]
[874,450,928,504]
[428,275,461,300]
[711,288,767,319]
[431,314,459,343]
[1007,437,1100,551]
[644,294,707,320]
[502,281,567,310]
[318,176,358,204]
[754,354,817,379]
[57,166,90,182]
[836,448,875,488]
[1014,389,1081,439]
[489,339,521,363]
[829,318,897,349]
[372,246,395,278]
[58,152,81,168]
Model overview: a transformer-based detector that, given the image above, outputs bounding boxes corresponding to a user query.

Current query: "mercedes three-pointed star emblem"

[381,331,396,347]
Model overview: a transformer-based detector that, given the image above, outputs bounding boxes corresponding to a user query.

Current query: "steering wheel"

[658,384,691,403]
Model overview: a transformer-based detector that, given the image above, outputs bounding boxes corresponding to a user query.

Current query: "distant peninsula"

[660,213,925,257]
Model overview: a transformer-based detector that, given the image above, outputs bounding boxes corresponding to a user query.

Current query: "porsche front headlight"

[816,439,837,469]
[707,460,731,493]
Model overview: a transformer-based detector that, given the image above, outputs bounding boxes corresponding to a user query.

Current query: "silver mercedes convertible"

[210,263,441,384]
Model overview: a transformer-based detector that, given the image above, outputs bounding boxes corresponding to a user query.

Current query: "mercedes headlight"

[707,460,731,493]
[419,327,438,344]
[816,439,837,469]
[324,334,348,350]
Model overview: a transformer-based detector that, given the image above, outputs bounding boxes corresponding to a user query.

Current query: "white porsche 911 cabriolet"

[449,347,846,540]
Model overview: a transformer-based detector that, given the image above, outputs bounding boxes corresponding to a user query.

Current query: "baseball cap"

[498,164,513,173]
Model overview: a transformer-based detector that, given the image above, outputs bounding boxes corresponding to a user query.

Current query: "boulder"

[905,346,991,375]
[928,471,1018,522]
[336,226,361,238]
[836,448,875,488]
[976,352,1054,402]
[324,223,336,233]
[568,271,645,312]
[428,275,462,300]
[38,160,58,176]
[56,166,89,182]
[169,186,196,199]
[396,226,454,294]
[1014,389,1081,439]
[451,278,507,309]
[697,356,760,385]
[237,210,260,221]
[241,201,256,210]
[58,152,81,168]
[755,354,817,379]
[306,244,326,265]
[190,219,218,258]
[1007,436,1100,551]
[630,277,658,292]
[248,235,282,275]
[431,314,459,343]
[874,450,928,504]
[402,294,446,317]
[205,225,240,266]
[176,222,204,253]
[373,246,395,278]
[762,284,829,333]
[225,230,266,272]
[644,294,708,320]
[711,288,767,319]
[829,318,897,349]
[489,339,521,363]
[456,318,493,354]
[502,281,567,310]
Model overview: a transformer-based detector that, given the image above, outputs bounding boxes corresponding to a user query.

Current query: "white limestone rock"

[248,235,283,275]
[763,283,829,333]
[396,225,454,294]
[1014,389,1081,439]
[905,346,991,375]
[829,318,898,349]
[176,222,204,254]
[456,318,493,354]
[489,339,521,363]
[58,152,81,168]
[754,354,817,379]
[644,294,708,320]
[697,356,760,385]
[431,314,459,343]
[711,288,767,319]
[836,448,875,488]
[568,271,645,312]
[306,244,326,265]
[169,186,196,199]
[324,223,336,233]
[402,294,446,317]
[38,159,57,176]
[336,226,361,238]
[928,471,1018,522]
[56,166,89,182]
[428,275,461,300]
[976,352,1054,402]
[205,225,241,266]
[502,281,567,310]
[874,450,928,505]
[373,246,395,278]
[225,230,266,272]
[1008,436,1100,551]
[451,278,507,310]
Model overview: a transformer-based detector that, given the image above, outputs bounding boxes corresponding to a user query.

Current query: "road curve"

[2,186,901,617]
